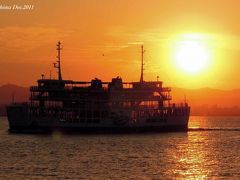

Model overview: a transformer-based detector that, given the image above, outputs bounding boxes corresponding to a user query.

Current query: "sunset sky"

[1,0,240,89]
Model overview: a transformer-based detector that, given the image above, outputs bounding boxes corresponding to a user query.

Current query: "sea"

[0,116,239,179]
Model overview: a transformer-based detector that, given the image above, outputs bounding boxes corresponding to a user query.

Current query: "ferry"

[7,42,190,133]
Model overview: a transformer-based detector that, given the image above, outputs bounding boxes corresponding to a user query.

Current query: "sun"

[173,39,210,74]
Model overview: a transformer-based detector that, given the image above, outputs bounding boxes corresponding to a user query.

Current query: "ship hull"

[8,125,188,134]
[7,105,189,134]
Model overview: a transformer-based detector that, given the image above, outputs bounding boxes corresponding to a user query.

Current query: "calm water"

[0,116,239,179]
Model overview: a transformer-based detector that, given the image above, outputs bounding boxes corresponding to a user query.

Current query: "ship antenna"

[140,45,145,83]
[54,41,63,80]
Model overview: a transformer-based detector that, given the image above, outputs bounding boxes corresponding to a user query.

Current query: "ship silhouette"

[7,42,190,133]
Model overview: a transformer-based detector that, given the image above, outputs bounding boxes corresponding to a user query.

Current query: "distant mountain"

[0,84,29,105]
[171,87,240,115]
[171,87,240,107]
[0,84,29,116]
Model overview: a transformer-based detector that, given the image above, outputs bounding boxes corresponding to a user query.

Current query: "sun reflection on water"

[169,128,217,179]
[188,116,209,129]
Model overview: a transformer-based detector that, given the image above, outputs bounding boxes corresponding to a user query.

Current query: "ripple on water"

[0,117,239,179]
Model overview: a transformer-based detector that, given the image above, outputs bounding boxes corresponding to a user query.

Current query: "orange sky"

[1,0,240,89]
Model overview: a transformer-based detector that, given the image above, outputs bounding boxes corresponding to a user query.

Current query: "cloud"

[0,26,73,51]
[108,26,240,51]
[108,26,171,43]
[127,42,144,45]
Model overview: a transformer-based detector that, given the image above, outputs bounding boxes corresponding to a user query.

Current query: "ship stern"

[6,103,32,132]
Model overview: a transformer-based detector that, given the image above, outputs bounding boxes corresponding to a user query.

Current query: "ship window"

[93,111,100,118]
[102,111,109,118]
[73,118,78,123]
[87,111,91,118]
[80,118,85,123]
[93,119,100,123]
[80,111,85,117]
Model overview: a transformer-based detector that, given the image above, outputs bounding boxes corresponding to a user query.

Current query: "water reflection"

[173,132,209,179]
[0,117,238,179]
[188,116,208,129]
[180,117,216,178]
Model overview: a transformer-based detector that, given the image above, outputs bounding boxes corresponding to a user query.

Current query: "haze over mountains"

[172,87,240,106]
[171,87,240,115]
[0,84,29,104]
[0,84,240,116]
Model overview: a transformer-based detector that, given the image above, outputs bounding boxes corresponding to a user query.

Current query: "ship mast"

[140,45,145,83]
[54,41,63,80]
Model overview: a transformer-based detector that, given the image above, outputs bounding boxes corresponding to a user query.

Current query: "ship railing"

[30,94,171,101]
[30,86,38,91]
[30,86,65,91]
[161,87,171,91]
[167,103,189,108]
[137,105,159,110]
[30,85,172,92]
[161,95,172,100]
[9,102,28,106]
[135,103,188,109]
[30,86,59,91]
